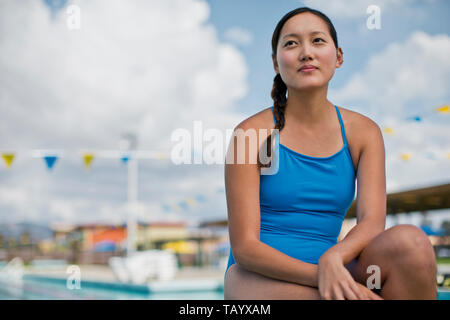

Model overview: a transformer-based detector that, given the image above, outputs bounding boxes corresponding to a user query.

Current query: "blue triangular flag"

[44,156,58,170]
[178,200,189,211]
[195,194,207,202]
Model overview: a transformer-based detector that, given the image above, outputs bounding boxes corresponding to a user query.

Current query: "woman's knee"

[385,224,436,263]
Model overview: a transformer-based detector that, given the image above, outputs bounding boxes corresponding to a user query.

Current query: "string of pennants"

[0,149,225,214]
[380,104,449,161]
[1,104,449,169]
[0,104,448,212]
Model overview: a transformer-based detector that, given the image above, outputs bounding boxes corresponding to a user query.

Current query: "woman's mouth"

[299,67,318,72]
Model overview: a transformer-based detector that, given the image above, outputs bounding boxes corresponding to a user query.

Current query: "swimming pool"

[0,275,225,300]
[1,275,449,300]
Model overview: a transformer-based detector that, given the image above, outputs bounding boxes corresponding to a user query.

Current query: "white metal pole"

[126,152,138,256]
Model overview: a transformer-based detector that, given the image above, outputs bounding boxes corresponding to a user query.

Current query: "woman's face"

[273,12,343,92]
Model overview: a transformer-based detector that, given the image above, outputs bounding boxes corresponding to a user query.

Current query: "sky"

[0,0,449,229]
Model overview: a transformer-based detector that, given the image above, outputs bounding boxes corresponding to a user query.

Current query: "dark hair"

[258,7,339,168]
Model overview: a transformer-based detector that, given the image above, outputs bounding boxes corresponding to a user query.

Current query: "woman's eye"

[285,40,295,46]
[314,38,324,43]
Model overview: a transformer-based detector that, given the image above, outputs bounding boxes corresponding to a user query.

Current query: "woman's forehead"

[280,13,328,37]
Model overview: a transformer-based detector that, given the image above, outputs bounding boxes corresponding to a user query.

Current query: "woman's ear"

[272,55,279,74]
[336,47,344,69]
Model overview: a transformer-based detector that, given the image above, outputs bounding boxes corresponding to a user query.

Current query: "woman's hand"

[317,252,383,300]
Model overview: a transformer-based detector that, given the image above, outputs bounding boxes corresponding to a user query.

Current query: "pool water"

[0,275,224,300]
[1,275,449,300]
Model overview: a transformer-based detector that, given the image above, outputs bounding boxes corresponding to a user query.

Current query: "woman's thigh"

[224,263,321,300]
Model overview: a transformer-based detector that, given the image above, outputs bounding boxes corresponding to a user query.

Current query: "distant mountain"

[0,222,53,242]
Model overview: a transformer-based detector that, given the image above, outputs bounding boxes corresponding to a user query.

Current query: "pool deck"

[19,264,226,294]
[24,264,225,282]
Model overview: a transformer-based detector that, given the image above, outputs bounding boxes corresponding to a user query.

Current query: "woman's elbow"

[232,240,259,267]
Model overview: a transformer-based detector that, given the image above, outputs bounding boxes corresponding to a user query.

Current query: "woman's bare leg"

[344,224,437,299]
[224,263,320,300]
[224,224,437,300]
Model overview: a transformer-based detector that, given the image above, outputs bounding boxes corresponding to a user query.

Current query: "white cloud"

[0,0,249,224]
[0,0,248,151]
[330,31,450,118]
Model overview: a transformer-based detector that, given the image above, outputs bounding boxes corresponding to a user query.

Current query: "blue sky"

[0,0,448,228]
[207,0,450,116]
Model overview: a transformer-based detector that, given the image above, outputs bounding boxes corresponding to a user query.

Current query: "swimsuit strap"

[334,105,348,147]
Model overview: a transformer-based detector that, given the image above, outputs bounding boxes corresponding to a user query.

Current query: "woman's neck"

[284,86,333,128]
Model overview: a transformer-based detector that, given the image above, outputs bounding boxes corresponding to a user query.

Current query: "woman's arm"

[324,117,387,265]
[316,116,387,300]
[225,117,318,288]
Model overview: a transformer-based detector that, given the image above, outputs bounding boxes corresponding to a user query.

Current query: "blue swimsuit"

[225,104,356,275]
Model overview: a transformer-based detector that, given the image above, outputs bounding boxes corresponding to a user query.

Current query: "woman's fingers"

[332,286,345,300]
[359,284,384,300]
[368,290,384,300]
[342,282,359,300]
[350,282,365,300]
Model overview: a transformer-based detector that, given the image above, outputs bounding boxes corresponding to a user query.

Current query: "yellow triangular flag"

[185,197,197,207]
[446,152,450,159]
[382,127,395,135]
[401,153,412,161]
[2,153,15,168]
[155,152,168,160]
[436,105,449,113]
[83,153,95,170]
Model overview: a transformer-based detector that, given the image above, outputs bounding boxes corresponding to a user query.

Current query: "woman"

[223,7,437,300]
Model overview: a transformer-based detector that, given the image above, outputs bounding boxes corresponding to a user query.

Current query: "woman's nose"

[299,44,313,61]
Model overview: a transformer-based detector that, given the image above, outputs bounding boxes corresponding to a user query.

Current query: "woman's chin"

[291,83,325,91]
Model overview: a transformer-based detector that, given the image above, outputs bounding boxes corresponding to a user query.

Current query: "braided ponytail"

[257,73,287,168]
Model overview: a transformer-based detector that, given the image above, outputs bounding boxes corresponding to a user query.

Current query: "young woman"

[223,7,437,300]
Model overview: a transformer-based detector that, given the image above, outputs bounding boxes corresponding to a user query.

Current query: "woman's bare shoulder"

[337,106,382,137]
[234,106,275,131]
[337,106,383,162]
[337,106,378,127]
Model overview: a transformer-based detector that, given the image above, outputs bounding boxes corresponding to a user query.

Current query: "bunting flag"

[2,153,15,168]
[382,127,395,135]
[178,200,189,211]
[83,153,95,170]
[406,116,422,122]
[162,204,171,213]
[171,203,181,212]
[401,153,412,161]
[43,155,59,170]
[424,152,436,160]
[436,105,449,113]
[185,197,197,207]
[43,0,68,19]
[155,152,169,160]
[195,194,207,202]
[121,155,130,164]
